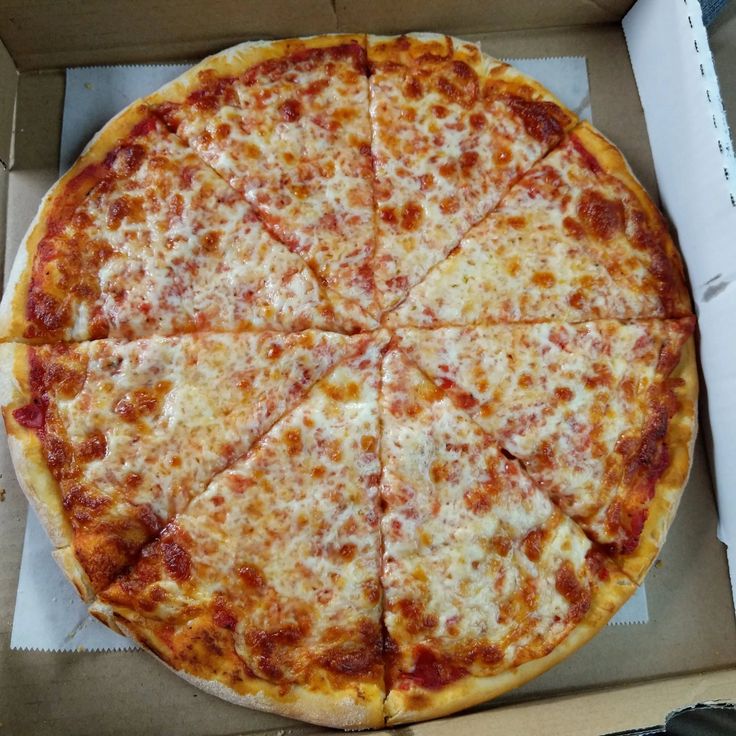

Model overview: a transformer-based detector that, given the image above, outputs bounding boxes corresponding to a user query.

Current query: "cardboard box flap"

[623,0,736,612]
[0,0,637,71]
[0,0,338,71]
[0,38,17,169]
[333,0,635,37]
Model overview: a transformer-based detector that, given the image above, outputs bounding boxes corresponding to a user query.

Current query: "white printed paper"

[624,0,736,613]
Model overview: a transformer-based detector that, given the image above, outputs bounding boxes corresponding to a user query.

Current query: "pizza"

[385,124,692,327]
[0,33,697,730]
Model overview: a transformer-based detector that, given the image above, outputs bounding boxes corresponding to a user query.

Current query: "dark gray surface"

[701,0,730,27]
[609,702,736,735]
[668,704,736,736]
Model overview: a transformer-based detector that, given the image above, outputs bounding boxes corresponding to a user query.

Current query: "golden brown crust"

[0,343,73,550]
[146,34,367,109]
[367,33,577,134]
[616,337,699,583]
[52,547,95,603]
[7,432,71,548]
[367,33,488,74]
[385,566,636,725]
[88,601,384,729]
[0,345,98,601]
[0,230,31,340]
[0,343,28,411]
[572,122,661,219]
[176,670,384,731]
[483,61,578,134]
[0,102,154,343]
[570,122,692,317]
[0,341,112,606]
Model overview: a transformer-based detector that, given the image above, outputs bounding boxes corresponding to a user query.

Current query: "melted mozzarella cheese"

[368,38,568,311]
[103,334,387,687]
[53,330,359,523]
[66,124,369,337]
[395,321,684,544]
[380,349,593,677]
[171,50,377,314]
[386,135,671,328]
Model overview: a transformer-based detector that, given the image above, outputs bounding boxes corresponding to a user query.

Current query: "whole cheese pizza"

[0,33,698,729]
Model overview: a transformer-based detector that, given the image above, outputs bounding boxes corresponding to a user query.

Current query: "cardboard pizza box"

[0,0,735,733]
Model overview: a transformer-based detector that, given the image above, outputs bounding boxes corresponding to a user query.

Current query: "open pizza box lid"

[0,0,735,734]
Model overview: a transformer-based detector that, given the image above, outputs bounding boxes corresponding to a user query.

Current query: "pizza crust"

[384,566,636,725]
[0,344,101,602]
[483,59,579,135]
[366,33,577,135]
[571,122,664,225]
[570,122,692,317]
[367,33,491,76]
[146,34,368,109]
[52,547,96,602]
[89,600,384,730]
[0,344,100,601]
[0,221,32,339]
[176,668,383,731]
[7,431,71,549]
[0,344,71,547]
[0,101,154,343]
[615,337,699,583]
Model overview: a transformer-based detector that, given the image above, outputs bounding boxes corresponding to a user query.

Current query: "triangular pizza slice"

[368,33,577,311]
[380,348,634,724]
[394,318,697,580]
[148,36,378,315]
[93,333,388,729]
[386,123,691,327]
[1,330,364,593]
[0,105,371,342]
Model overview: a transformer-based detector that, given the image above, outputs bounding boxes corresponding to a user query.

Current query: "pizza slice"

[0,330,365,594]
[147,35,378,315]
[0,104,373,343]
[386,123,691,327]
[92,333,388,729]
[380,348,634,724]
[394,318,698,581]
[368,33,577,311]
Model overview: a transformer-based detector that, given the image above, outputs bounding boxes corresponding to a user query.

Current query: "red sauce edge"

[12,400,46,430]
[25,111,160,337]
[569,133,603,175]
[403,647,467,691]
[241,42,367,87]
